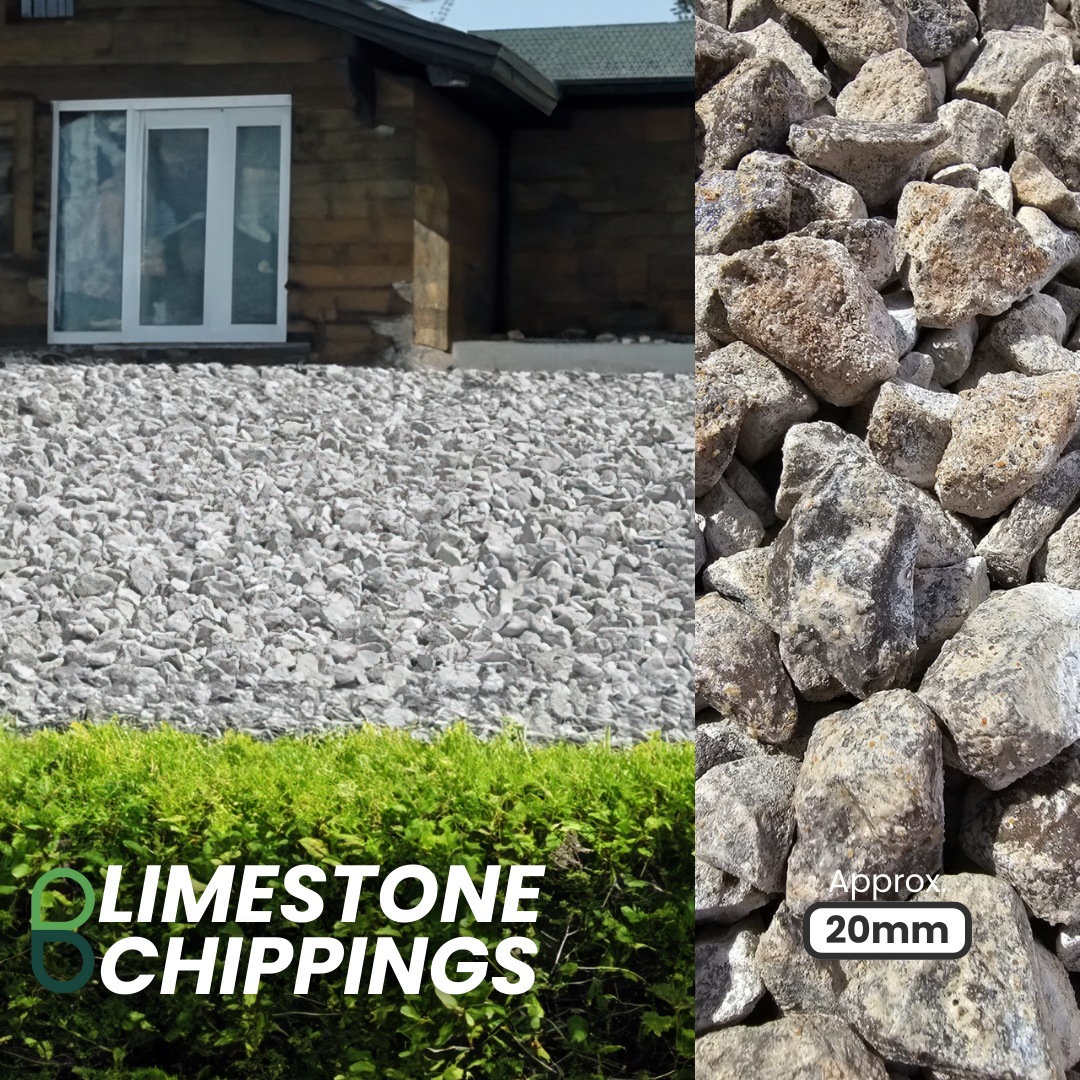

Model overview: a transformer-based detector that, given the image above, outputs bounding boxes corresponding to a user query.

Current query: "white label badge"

[803,902,971,959]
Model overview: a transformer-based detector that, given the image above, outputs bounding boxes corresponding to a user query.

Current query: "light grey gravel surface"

[0,357,693,742]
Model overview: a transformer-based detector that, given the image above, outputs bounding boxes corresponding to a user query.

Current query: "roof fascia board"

[559,76,694,95]
[250,0,560,114]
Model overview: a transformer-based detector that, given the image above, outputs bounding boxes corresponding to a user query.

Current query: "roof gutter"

[558,76,695,96]
[251,0,561,114]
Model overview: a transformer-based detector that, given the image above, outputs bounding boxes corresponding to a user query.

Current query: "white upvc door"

[127,107,223,341]
[49,95,291,345]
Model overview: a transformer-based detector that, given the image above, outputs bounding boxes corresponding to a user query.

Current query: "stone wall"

[287,72,418,363]
[505,98,694,338]
[413,85,499,351]
[0,1,694,357]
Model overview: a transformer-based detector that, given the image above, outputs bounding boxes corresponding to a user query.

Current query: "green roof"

[470,22,693,84]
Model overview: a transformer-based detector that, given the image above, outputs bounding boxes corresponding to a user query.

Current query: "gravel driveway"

[0,357,692,742]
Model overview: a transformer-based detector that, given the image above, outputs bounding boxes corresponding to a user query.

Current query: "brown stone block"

[371,107,416,130]
[589,151,691,182]
[509,212,588,247]
[509,153,592,182]
[103,22,194,63]
[511,251,580,278]
[0,23,113,65]
[291,264,409,289]
[286,286,391,321]
[0,295,46,324]
[648,253,693,294]
[287,292,328,321]
[594,212,681,240]
[576,199,620,215]
[342,242,413,266]
[326,288,391,314]
[112,19,350,65]
[323,181,412,217]
[570,107,644,143]
[509,183,561,213]
[294,129,413,164]
[629,221,695,253]
[376,72,417,109]
[288,243,342,266]
[291,159,410,188]
[0,60,350,106]
[615,251,649,296]
[291,217,377,244]
[318,341,371,363]
[294,127,410,164]
[372,215,416,244]
[289,240,412,270]
[643,107,694,142]
[288,186,331,218]
[655,298,693,333]
[322,322,375,343]
[292,107,361,132]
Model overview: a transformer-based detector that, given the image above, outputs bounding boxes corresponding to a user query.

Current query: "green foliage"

[0,723,693,1079]
[672,0,692,18]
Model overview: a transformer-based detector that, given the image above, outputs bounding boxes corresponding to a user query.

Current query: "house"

[0,0,693,364]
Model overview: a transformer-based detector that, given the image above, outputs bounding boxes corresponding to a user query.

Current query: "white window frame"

[48,95,292,345]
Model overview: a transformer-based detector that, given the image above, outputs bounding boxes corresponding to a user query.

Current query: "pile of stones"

[0,358,692,743]
[696,0,1080,1075]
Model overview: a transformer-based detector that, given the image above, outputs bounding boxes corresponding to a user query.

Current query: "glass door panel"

[50,96,290,345]
[139,126,209,327]
[53,111,126,332]
[231,125,281,325]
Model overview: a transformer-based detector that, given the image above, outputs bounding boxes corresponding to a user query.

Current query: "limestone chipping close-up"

[697,0,1080,1073]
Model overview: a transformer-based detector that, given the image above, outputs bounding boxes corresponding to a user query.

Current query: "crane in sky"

[390,0,456,23]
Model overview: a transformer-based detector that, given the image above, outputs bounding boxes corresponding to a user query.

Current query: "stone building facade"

[0,1,692,361]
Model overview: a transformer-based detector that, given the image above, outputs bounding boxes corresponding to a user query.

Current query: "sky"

[385,0,683,30]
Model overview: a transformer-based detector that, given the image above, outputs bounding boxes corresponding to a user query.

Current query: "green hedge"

[0,723,693,1080]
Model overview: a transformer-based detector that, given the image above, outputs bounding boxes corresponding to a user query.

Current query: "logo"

[31,869,97,993]
[28,863,544,995]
